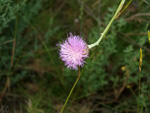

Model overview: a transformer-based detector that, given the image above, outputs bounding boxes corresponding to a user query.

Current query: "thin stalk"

[0,39,14,46]
[11,15,18,68]
[88,0,126,49]
[60,67,80,113]
[148,30,150,44]
[138,71,141,113]
[138,48,143,113]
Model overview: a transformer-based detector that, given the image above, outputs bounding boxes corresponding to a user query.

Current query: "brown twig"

[126,32,147,36]
[0,77,10,101]
[0,39,14,46]
[11,40,16,67]
[125,13,150,21]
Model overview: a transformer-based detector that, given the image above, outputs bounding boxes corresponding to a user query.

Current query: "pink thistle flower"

[58,33,89,70]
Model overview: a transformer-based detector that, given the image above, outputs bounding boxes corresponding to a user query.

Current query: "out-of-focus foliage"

[0,0,42,84]
[0,0,150,113]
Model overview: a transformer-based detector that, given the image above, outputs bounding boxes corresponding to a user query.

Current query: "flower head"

[58,33,89,70]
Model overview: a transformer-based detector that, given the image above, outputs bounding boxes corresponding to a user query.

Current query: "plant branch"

[88,0,126,49]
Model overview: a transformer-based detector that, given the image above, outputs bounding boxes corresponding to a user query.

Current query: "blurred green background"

[0,0,150,113]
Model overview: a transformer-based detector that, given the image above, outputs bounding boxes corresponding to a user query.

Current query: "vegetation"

[0,0,150,113]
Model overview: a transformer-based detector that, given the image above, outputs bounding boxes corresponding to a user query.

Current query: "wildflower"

[58,33,89,70]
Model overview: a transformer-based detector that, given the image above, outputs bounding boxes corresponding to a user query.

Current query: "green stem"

[88,0,126,49]
[138,71,141,113]
[60,67,80,113]
[138,48,142,113]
